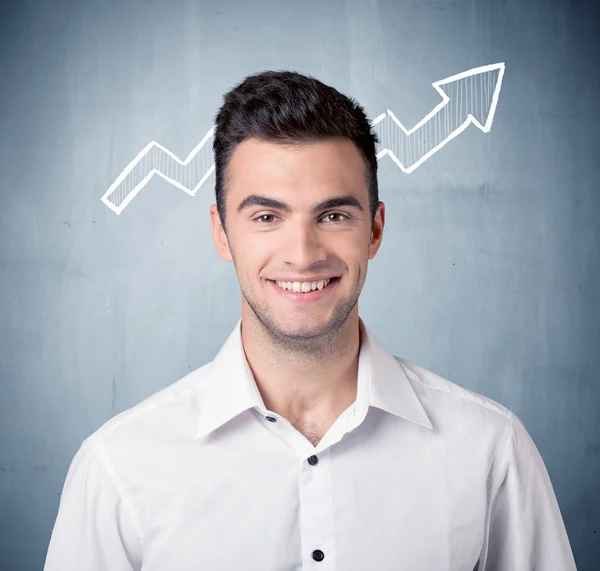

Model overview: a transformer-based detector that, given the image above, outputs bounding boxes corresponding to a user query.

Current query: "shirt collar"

[195,317,433,439]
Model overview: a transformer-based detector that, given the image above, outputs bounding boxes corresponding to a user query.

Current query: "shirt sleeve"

[44,436,143,571]
[480,413,577,570]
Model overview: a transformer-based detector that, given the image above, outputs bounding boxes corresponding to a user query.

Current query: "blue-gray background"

[0,0,598,569]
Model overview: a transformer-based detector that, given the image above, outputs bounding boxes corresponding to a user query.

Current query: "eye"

[252,212,350,224]
[322,212,349,223]
[254,214,277,224]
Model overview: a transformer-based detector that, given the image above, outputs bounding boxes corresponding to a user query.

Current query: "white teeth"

[274,278,331,292]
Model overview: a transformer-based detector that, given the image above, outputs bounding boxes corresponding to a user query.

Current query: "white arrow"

[101,62,505,215]
[372,62,505,173]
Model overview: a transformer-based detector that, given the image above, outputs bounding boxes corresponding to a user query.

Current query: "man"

[44,70,577,570]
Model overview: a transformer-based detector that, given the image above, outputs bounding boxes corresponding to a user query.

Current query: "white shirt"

[44,318,577,571]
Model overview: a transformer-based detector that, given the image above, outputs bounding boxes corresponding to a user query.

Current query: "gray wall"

[1,0,598,569]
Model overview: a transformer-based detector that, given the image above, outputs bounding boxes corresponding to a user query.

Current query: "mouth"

[267,277,340,301]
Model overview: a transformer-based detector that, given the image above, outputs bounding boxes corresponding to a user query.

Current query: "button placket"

[298,448,336,569]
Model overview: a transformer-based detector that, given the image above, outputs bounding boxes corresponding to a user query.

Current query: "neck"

[240,308,362,427]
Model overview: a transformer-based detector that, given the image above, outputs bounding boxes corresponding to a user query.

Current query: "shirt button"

[307,455,319,466]
[312,549,325,562]
[265,416,277,422]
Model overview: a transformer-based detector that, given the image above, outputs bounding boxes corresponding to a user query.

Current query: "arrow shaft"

[374,104,465,170]
[102,132,215,211]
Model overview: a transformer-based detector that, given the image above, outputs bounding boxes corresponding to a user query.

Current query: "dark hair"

[212,70,379,233]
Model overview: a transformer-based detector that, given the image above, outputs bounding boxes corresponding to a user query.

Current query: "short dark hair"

[212,70,379,233]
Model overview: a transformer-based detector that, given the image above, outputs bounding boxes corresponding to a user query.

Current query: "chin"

[275,317,335,337]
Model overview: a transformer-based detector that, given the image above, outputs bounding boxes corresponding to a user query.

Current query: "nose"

[281,218,328,268]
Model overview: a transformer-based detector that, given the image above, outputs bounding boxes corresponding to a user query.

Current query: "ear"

[368,201,385,260]
[210,204,233,262]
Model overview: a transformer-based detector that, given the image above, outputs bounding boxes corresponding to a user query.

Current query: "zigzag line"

[101,62,505,214]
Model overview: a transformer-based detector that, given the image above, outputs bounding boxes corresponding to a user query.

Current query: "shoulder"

[82,362,213,452]
[396,356,518,453]
[398,357,514,421]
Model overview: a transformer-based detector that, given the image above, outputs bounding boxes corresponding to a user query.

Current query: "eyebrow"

[236,194,364,214]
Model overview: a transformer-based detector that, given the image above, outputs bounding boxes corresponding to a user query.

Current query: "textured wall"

[0,0,598,569]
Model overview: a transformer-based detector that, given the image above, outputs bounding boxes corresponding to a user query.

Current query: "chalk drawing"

[372,62,505,172]
[101,63,505,215]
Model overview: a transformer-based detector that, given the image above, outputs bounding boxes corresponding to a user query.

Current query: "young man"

[44,71,577,570]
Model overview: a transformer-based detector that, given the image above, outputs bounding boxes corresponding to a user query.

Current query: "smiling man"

[45,71,577,571]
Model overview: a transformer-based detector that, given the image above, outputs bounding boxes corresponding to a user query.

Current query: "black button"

[308,455,319,466]
[265,416,277,422]
[312,549,325,562]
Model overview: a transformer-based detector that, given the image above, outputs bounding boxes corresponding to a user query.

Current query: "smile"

[274,278,331,293]
[267,277,339,301]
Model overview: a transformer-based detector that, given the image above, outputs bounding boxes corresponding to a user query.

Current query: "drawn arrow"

[371,62,505,173]
[101,62,505,215]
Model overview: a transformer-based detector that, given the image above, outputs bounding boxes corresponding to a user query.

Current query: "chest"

[132,419,488,571]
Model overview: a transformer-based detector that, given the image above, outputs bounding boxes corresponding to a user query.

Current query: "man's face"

[210,137,385,343]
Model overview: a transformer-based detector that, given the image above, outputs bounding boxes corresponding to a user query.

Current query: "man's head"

[209,70,385,347]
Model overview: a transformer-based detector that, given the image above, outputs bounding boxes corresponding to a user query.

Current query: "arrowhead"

[433,63,505,131]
